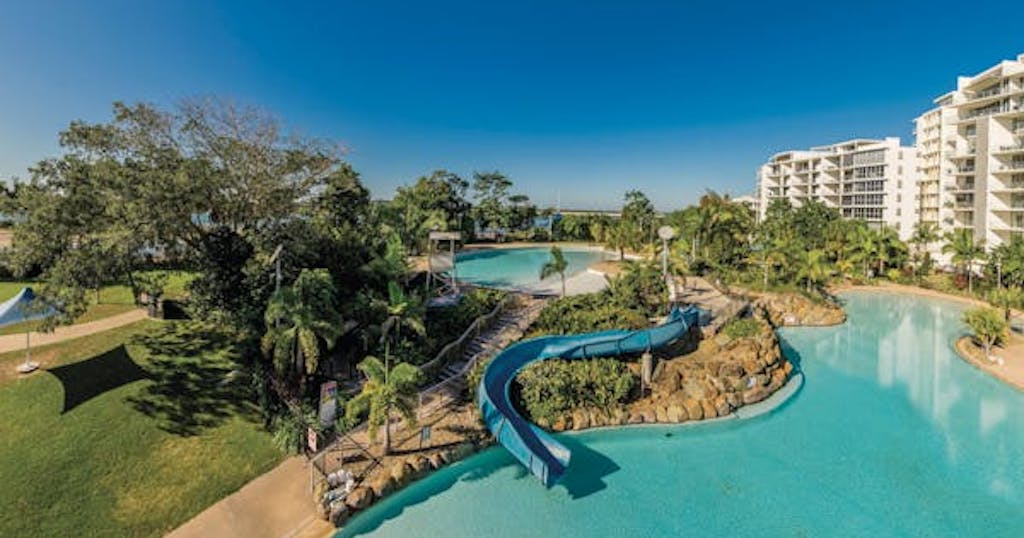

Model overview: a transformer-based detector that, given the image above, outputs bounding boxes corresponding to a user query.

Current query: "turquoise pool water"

[338,292,1024,537]
[453,247,606,289]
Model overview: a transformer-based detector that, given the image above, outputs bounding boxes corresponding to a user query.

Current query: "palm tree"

[990,236,1024,288]
[262,268,347,396]
[796,249,831,293]
[540,245,569,297]
[910,221,940,269]
[380,280,425,344]
[845,225,879,278]
[346,355,422,454]
[605,221,633,260]
[942,228,986,294]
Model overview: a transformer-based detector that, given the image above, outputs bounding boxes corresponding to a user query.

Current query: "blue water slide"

[477,304,703,487]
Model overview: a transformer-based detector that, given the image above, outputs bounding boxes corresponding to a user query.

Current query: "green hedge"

[515,358,636,425]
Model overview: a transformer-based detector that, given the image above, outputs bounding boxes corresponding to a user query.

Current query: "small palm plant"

[796,249,831,293]
[963,307,1008,362]
[346,355,422,454]
[540,245,569,297]
[262,269,346,394]
[943,228,986,294]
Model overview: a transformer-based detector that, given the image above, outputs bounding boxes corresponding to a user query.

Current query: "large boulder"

[742,386,770,405]
[330,502,350,526]
[390,461,414,486]
[369,474,395,498]
[742,359,763,378]
[571,408,591,430]
[666,404,687,423]
[713,395,732,417]
[345,486,374,511]
[683,399,703,421]
[700,399,718,419]
[410,455,431,478]
[428,453,445,470]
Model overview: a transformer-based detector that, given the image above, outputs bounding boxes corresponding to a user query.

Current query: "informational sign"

[420,425,431,448]
[307,427,318,452]
[319,381,338,427]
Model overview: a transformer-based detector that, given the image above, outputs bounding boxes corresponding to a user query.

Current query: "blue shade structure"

[0,287,54,327]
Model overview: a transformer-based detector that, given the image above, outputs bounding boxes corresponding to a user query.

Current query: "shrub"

[514,358,636,425]
[962,307,1007,360]
[723,318,761,340]
[529,293,649,336]
[421,288,507,361]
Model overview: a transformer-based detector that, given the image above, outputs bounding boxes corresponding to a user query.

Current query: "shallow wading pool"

[452,247,606,290]
[338,291,1024,537]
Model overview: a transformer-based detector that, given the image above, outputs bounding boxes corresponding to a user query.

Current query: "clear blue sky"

[1,1,1022,210]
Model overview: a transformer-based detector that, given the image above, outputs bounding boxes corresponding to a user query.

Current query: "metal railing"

[418,293,514,380]
[417,298,543,418]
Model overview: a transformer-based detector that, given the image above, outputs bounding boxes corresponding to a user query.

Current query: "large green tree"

[390,169,470,252]
[472,171,514,232]
[10,99,346,330]
[621,190,656,245]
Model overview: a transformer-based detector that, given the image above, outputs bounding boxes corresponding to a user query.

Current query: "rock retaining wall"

[753,292,845,327]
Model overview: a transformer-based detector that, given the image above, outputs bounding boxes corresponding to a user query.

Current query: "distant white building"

[914,53,1024,255]
[755,137,918,239]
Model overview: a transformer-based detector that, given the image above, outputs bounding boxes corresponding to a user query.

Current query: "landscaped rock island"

[539,314,797,431]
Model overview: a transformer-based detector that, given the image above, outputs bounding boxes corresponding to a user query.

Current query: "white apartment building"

[914,53,1024,253]
[756,137,918,239]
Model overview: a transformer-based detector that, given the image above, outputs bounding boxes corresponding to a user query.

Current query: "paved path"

[0,308,149,354]
[167,456,334,538]
[170,295,546,538]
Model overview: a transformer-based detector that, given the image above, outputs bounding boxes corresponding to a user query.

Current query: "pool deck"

[956,336,1024,392]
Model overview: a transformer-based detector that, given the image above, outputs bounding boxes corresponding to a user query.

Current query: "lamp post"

[658,225,677,305]
[997,261,1003,289]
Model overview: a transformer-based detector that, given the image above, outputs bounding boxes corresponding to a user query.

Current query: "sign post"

[420,425,431,449]
[307,427,318,453]
[318,381,338,427]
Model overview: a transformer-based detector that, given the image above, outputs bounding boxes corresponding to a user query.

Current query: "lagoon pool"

[453,247,606,289]
[338,292,1024,537]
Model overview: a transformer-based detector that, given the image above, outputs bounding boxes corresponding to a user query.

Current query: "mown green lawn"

[0,318,281,537]
[0,271,197,336]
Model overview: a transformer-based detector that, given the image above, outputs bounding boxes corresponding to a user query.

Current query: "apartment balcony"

[991,181,1024,193]
[994,162,1024,174]
[951,166,976,175]
[944,182,975,192]
[993,144,1024,156]
[967,85,1004,101]
[949,150,977,160]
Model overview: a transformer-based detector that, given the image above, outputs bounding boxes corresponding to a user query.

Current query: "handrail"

[419,293,514,379]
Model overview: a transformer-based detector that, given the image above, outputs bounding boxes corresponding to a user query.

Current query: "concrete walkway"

[0,308,148,354]
[167,456,334,538]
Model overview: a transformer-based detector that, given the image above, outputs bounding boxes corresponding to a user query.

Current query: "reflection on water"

[787,291,1024,504]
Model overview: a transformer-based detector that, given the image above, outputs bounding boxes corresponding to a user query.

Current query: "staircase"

[418,296,547,417]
